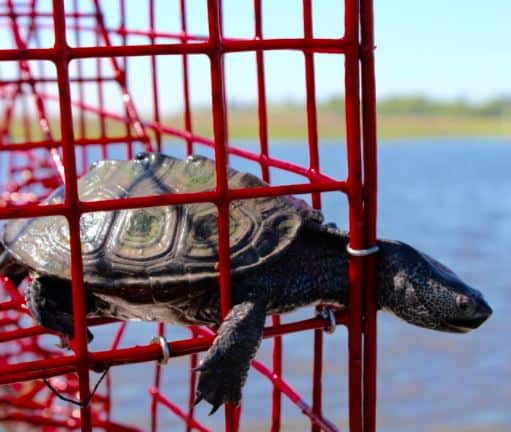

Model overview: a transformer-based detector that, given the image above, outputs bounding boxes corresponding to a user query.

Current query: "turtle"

[0,152,492,414]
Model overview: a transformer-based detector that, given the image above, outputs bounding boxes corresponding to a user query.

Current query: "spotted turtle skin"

[0,152,492,414]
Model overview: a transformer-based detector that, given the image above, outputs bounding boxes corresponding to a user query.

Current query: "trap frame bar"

[0,1,378,430]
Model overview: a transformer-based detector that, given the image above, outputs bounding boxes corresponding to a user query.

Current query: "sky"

[373,1,511,102]
[115,0,511,110]
[1,1,510,114]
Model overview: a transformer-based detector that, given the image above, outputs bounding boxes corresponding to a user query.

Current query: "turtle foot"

[195,354,243,415]
[26,276,94,347]
[56,330,94,350]
[193,298,267,414]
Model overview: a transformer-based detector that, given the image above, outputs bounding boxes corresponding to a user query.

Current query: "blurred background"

[0,1,510,431]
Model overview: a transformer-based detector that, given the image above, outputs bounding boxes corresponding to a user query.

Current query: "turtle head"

[377,240,492,333]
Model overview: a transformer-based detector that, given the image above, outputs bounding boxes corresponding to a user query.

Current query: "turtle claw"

[195,358,242,414]
[192,362,207,373]
[209,401,222,416]
[194,391,204,406]
[56,335,71,349]
[55,330,94,350]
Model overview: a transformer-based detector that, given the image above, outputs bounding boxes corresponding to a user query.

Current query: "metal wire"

[43,366,110,408]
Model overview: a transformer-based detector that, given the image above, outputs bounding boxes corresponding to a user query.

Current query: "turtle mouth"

[444,302,493,333]
[442,322,474,334]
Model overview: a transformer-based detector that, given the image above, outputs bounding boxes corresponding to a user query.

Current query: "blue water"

[93,137,510,431]
[5,138,511,431]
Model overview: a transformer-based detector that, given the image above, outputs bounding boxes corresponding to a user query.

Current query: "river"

[100,137,511,431]
[7,137,511,431]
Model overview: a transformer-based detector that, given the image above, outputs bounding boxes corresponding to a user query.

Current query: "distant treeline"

[322,95,511,117]
[6,94,510,142]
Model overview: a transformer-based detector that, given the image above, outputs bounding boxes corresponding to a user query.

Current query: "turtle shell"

[3,154,321,288]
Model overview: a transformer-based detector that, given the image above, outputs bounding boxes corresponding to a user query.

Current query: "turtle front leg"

[25,275,93,346]
[195,297,267,414]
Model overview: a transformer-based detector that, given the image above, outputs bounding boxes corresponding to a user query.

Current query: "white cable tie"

[151,335,171,365]
[321,308,337,335]
[346,244,380,257]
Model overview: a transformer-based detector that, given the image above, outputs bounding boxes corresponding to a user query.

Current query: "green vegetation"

[378,95,511,117]
[189,95,511,139]
[5,95,511,142]
[321,94,511,139]
[324,94,511,117]
[185,95,511,139]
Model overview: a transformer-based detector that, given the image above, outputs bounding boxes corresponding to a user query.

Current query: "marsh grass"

[5,106,510,143]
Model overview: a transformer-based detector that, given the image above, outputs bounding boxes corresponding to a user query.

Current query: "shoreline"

[6,112,511,142]
[169,111,511,140]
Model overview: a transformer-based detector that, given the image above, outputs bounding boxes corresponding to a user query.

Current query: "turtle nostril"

[479,299,493,319]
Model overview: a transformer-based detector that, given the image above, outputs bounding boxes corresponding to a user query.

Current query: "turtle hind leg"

[195,297,267,414]
[0,246,28,286]
[25,276,93,346]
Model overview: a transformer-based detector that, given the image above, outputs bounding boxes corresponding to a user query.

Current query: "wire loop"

[320,308,337,334]
[151,335,171,365]
[346,244,380,257]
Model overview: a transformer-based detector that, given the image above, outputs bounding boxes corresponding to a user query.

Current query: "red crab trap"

[0,1,378,431]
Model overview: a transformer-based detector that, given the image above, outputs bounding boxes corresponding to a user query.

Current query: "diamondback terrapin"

[0,152,492,413]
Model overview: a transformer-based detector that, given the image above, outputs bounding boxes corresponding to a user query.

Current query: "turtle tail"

[0,242,28,286]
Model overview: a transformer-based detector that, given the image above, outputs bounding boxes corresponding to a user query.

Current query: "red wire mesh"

[0,1,378,431]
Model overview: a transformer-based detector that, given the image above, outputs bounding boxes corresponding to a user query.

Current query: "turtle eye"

[456,295,475,313]
[135,151,150,160]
